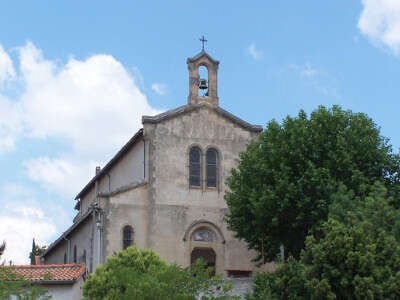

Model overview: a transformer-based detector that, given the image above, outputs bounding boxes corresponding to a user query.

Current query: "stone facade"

[42,50,268,278]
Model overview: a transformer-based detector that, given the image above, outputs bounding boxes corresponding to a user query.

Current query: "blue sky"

[1,0,400,263]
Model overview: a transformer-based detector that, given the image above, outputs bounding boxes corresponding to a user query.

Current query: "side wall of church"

[143,106,260,275]
[44,217,93,268]
[79,138,145,216]
[101,184,149,258]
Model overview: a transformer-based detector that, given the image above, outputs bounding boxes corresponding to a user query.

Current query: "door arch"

[183,221,225,275]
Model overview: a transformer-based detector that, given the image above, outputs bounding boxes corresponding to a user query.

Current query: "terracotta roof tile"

[3,264,85,282]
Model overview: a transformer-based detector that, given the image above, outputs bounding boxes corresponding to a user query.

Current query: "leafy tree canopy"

[248,183,400,300]
[83,246,237,300]
[225,105,400,261]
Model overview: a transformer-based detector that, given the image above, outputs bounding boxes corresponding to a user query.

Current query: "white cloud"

[358,0,400,55]
[0,96,22,153]
[0,184,56,264]
[290,63,340,99]
[0,44,15,87]
[0,41,161,196]
[247,43,263,60]
[24,157,95,197]
[18,42,159,157]
[300,63,318,78]
[151,82,167,95]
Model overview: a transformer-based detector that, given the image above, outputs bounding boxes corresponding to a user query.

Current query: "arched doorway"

[191,248,216,275]
[183,221,225,275]
[190,228,218,275]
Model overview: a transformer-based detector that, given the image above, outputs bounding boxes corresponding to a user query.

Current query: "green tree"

[0,241,5,259]
[301,219,400,300]
[29,239,46,265]
[248,183,400,300]
[247,257,308,300]
[225,105,400,261]
[83,246,237,300]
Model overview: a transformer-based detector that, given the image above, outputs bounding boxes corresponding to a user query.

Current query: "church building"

[41,49,264,277]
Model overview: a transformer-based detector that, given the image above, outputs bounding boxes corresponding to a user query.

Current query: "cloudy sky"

[1,0,400,264]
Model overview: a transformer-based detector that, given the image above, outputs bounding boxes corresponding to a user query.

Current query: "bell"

[198,78,208,90]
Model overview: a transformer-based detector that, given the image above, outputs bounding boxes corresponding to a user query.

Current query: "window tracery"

[191,228,216,242]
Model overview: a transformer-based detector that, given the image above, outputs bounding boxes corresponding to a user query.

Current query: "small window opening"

[64,252,67,264]
[123,226,134,249]
[228,270,252,278]
[73,245,77,263]
[189,147,202,187]
[82,249,86,264]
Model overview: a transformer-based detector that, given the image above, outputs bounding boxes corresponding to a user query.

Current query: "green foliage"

[83,246,237,300]
[225,105,400,261]
[29,239,46,265]
[42,272,53,281]
[247,257,309,300]
[0,267,51,300]
[248,183,400,299]
[329,182,400,242]
[301,219,400,300]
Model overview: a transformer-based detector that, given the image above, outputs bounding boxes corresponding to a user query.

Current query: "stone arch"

[183,220,225,243]
[204,145,223,162]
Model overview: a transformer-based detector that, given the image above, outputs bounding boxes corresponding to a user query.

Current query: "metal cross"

[200,35,207,51]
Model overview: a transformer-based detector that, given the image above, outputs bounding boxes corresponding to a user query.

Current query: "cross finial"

[200,35,207,51]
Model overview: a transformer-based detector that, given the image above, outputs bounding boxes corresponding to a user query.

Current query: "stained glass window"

[206,149,218,187]
[189,147,201,187]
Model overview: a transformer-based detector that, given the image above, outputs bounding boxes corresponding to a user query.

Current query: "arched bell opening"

[191,247,216,276]
[198,65,209,97]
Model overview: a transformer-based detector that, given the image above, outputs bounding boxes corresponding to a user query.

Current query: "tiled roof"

[5,264,85,282]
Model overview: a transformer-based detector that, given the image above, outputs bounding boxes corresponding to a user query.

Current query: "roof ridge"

[142,103,263,132]
[5,264,86,282]
[10,263,84,269]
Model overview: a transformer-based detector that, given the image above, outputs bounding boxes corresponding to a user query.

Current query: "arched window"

[189,147,202,187]
[64,252,67,264]
[123,225,134,249]
[191,228,216,242]
[206,148,218,187]
[73,245,77,263]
